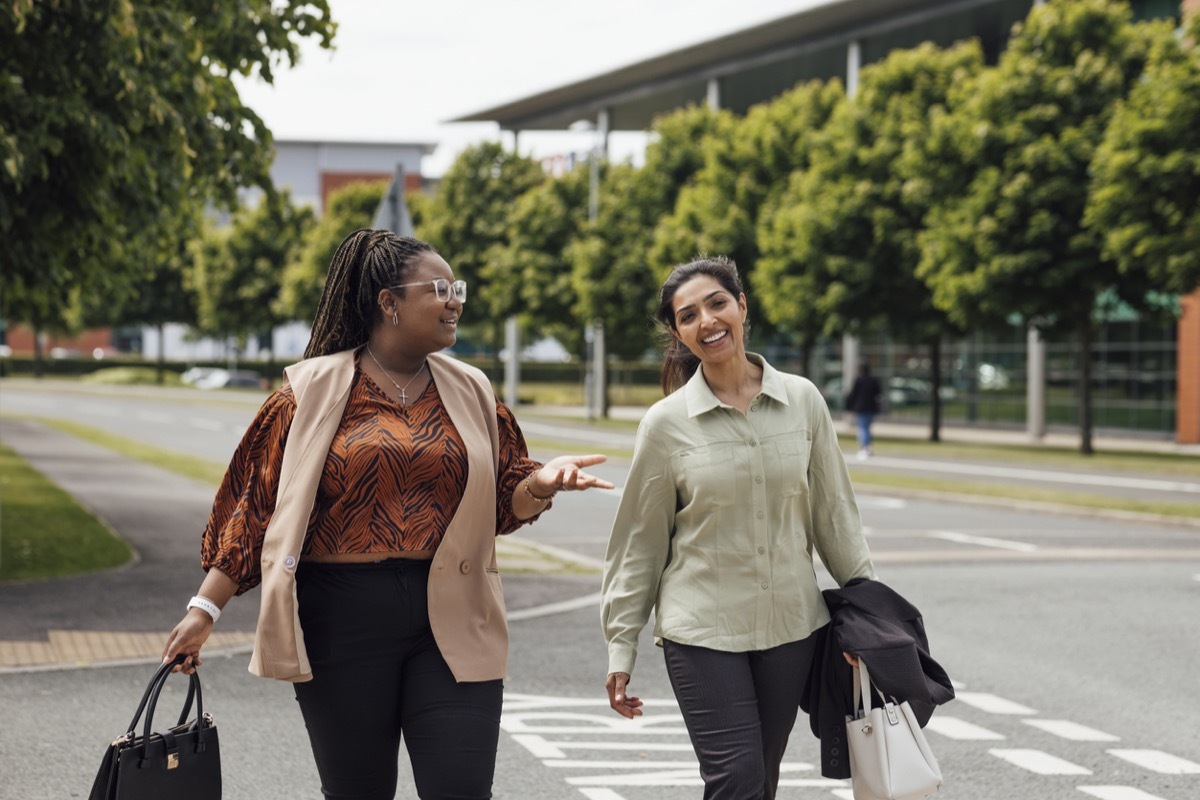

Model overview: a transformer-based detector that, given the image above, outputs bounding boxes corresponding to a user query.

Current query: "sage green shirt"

[602,354,876,677]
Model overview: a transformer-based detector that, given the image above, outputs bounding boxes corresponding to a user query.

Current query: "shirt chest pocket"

[671,444,738,509]
[773,432,812,496]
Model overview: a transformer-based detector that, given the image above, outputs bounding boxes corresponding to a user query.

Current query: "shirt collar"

[683,352,791,418]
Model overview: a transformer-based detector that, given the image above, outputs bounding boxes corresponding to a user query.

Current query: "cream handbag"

[845,659,943,800]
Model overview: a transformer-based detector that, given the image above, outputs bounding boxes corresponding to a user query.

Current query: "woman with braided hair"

[162,228,613,799]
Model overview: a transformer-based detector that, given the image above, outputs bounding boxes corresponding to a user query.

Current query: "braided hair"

[304,228,437,359]
[656,255,746,394]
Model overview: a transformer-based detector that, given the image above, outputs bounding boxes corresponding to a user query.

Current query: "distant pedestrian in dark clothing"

[844,362,882,459]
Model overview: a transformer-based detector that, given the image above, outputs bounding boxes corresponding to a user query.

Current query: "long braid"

[304,229,436,359]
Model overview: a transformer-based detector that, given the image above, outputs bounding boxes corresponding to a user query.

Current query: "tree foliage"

[276,180,387,322]
[191,191,314,351]
[0,0,334,328]
[1086,13,1200,296]
[415,142,545,353]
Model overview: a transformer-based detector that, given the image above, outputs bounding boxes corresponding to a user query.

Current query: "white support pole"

[842,335,860,404]
[847,40,862,99]
[706,77,721,110]
[592,320,606,419]
[1027,326,1046,439]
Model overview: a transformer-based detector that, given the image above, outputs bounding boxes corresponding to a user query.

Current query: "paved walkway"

[0,418,599,671]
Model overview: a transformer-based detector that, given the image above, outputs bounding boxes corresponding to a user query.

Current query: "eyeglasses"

[390,279,468,303]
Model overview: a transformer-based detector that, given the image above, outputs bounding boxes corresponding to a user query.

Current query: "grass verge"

[0,442,133,581]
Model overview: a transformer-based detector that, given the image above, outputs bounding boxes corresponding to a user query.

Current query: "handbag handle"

[120,655,204,741]
[852,659,875,717]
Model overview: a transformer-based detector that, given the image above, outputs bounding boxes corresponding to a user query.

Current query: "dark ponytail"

[655,255,745,394]
[304,228,436,359]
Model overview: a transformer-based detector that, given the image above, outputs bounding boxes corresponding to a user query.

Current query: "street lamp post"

[571,117,608,420]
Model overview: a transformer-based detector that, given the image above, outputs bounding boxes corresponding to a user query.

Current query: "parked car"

[193,369,264,390]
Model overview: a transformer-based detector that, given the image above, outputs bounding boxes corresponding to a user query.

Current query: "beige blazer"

[247,348,506,683]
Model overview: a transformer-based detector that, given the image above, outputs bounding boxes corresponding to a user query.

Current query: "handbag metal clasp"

[885,704,900,725]
[861,723,873,734]
[167,752,180,770]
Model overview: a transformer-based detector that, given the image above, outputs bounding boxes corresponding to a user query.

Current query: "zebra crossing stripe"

[577,790,628,800]
[1078,787,1170,800]
[925,716,1005,740]
[955,692,1037,715]
[1023,719,1120,741]
[1106,749,1200,774]
[990,748,1092,775]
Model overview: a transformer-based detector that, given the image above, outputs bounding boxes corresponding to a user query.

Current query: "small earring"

[391,310,399,327]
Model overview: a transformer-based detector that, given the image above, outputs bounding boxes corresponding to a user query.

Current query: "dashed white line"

[990,748,1092,775]
[1023,719,1119,742]
[189,419,224,431]
[136,411,174,424]
[926,530,1038,552]
[1107,749,1200,774]
[924,716,1005,740]
[955,692,1037,715]
[549,760,700,769]
[1078,787,1170,800]
[508,592,603,622]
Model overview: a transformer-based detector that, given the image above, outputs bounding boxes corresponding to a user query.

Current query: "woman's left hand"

[532,454,615,497]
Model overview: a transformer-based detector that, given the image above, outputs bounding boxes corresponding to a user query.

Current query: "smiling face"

[383,252,462,355]
[669,274,747,366]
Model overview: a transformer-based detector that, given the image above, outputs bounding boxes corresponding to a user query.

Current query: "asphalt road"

[2,381,1198,799]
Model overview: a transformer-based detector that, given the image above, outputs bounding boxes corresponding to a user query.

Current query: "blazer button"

[459,560,472,574]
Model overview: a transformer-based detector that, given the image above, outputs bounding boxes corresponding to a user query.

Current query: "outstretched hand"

[531,454,615,497]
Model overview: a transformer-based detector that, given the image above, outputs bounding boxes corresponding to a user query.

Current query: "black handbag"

[88,654,221,800]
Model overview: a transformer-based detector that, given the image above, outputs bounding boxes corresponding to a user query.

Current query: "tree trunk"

[928,336,942,443]
[490,320,503,384]
[1079,320,1094,455]
[799,334,814,378]
[32,321,45,379]
[155,322,166,385]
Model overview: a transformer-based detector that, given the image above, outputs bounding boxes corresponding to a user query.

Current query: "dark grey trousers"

[663,635,818,800]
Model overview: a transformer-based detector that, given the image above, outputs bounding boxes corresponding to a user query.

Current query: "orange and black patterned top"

[201,363,544,594]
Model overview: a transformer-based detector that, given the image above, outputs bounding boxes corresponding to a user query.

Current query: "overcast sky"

[233,0,824,175]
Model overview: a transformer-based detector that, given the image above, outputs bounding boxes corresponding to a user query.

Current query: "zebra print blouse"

[201,365,544,594]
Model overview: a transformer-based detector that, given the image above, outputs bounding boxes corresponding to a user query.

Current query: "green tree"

[758,42,984,439]
[916,0,1163,454]
[0,0,334,352]
[491,166,590,356]
[652,81,843,348]
[277,181,388,322]
[569,106,724,411]
[416,142,545,363]
[1086,14,1200,298]
[191,191,314,363]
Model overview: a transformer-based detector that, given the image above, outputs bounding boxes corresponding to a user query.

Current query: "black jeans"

[293,558,503,800]
[663,635,818,800]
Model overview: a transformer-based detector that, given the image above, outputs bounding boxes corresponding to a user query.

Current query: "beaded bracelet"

[523,472,555,504]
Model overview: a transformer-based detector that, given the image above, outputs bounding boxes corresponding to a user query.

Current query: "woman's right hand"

[605,672,644,719]
[161,609,214,674]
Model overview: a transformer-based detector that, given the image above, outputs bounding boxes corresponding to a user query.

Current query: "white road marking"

[549,760,700,769]
[955,692,1038,714]
[508,592,603,621]
[1024,719,1119,741]
[1107,749,1200,774]
[136,411,174,424]
[863,456,1200,494]
[511,735,695,758]
[990,748,1092,775]
[1078,787,1170,800]
[926,530,1038,552]
[858,496,907,509]
[189,419,224,431]
[577,790,627,800]
[924,716,1005,740]
[831,791,856,800]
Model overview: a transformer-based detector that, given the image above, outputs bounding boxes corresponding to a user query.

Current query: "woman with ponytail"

[163,228,612,799]
[600,256,875,800]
